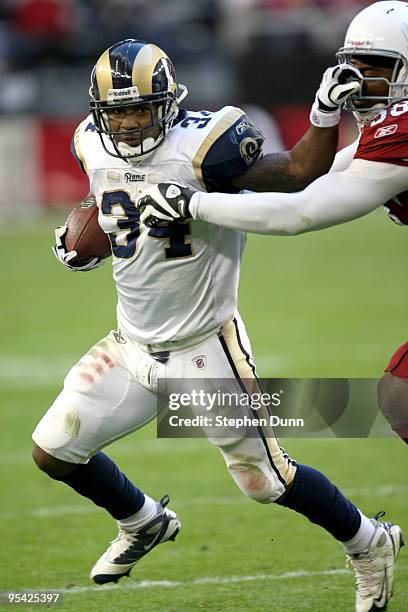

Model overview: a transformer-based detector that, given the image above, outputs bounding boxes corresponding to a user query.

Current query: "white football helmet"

[337,1,408,123]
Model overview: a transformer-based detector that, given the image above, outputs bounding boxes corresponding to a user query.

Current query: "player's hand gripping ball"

[52,195,111,271]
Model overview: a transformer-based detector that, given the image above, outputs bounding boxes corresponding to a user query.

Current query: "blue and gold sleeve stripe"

[192,108,244,189]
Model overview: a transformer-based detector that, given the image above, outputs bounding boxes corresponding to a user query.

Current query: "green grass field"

[1,209,407,611]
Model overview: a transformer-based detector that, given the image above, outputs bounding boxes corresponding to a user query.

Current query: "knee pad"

[32,399,81,454]
[220,437,297,503]
[227,462,276,502]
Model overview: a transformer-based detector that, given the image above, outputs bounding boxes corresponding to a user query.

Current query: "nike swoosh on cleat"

[372,568,388,608]
[142,518,177,552]
[142,529,166,552]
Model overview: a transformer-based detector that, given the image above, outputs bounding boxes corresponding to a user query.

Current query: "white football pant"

[33,315,296,502]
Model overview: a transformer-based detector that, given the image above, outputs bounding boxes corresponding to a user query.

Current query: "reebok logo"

[374,124,398,138]
[236,118,249,135]
[113,330,126,344]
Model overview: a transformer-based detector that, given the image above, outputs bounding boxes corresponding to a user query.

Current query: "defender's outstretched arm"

[191,160,408,235]
[234,64,362,193]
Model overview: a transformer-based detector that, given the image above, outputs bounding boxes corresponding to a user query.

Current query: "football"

[65,195,111,262]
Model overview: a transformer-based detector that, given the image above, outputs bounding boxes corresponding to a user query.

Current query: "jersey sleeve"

[385,341,408,378]
[70,134,85,173]
[193,108,264,193]
[355,108,408,166]
[70,117,97,174]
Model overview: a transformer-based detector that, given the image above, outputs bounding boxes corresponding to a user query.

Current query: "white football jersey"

[72,106,264,344]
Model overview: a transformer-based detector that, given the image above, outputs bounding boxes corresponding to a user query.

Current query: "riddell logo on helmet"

[347,39,372,48]
[107,86,140,102]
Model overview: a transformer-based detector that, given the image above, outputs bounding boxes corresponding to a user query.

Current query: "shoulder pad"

[70,115,119,174]
[71,116,97,173]
[190,107,264,192]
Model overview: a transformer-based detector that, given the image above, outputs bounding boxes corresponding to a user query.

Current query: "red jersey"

[355,102,408,225]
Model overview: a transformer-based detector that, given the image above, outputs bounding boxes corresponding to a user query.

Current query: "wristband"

[310,100,341,128]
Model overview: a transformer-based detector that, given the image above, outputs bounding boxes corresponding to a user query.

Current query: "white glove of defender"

[310,64,362,128]
[52,225,105,272]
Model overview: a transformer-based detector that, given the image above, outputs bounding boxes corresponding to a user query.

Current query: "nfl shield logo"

[193,355,206,369]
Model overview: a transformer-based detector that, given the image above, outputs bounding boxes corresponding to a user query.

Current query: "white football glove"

[52,225,105,271]
[310,64,362,128]
[137,183,194,227]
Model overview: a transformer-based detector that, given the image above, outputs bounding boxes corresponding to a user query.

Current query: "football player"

[379,341,408,445]
[31,37,397,612]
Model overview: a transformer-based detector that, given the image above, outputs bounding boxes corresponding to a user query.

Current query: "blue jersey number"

[180,111,211,130]
[101,191,140,259]
[101,191,193,260]
[148,223,193,259]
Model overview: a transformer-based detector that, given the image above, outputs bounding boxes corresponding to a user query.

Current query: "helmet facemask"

[336,48,408,122]
[90,90,180,162]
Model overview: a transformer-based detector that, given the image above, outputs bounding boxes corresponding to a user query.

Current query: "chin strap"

[176,83,188,105]
[352,103,386,125]
[117,137,158,163]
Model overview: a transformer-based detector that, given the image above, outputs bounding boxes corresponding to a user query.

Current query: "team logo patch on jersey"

[125,172,146,183]
[239,136,262,165]
[193,355,206,370]
[374,124,398,139]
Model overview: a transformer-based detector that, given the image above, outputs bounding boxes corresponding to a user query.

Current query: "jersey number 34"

[101,190,193,260]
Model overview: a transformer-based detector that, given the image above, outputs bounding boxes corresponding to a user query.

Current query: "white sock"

[118,495,158,532]
[343,510,376,555]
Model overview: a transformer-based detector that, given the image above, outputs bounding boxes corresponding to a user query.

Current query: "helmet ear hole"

[395,58,406,83]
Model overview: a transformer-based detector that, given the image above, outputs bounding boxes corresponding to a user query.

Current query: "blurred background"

[0,0,371,215]
[1,3,408,604]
